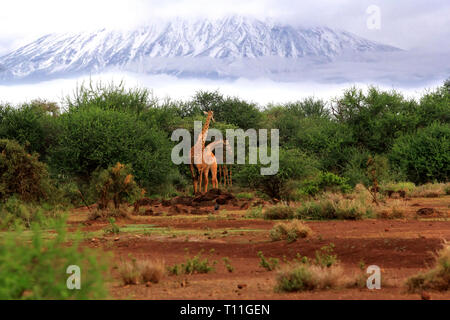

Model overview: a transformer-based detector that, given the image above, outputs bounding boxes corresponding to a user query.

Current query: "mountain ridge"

[0,16,400,83]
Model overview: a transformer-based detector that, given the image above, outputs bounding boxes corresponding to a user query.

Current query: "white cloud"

[0,72,441,107]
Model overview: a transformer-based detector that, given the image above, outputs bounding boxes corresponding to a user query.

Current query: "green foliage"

[298,172,352,196]
[192,90,262,129]
[332,86,420,154]
[275,264,315,292]
[236,148,321,199]
[0,100,59,158]
[0,139,52,202]
[235,192,254,200]
[390,122,449,184]
[49,107,175,191]
[257,251,279,271]
[0,220,109,299]
[65,80,154,114]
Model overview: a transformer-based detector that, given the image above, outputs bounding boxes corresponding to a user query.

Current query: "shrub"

[377,206,406,220]
[314,244,338,268]
[0,220,109,299]
[275,243,343,292]
[222,257,234,273]
[0,139,52,202]
[103,218,120,235]
[275,264,344,292]
[298,172,352,196]
[118,258,165,285]
[264,205,295,220]
[0,196,64,230]
[390,123,449,184]
[270,220,312,243]
[168,251,216,275]
[245,206,263,219]
[406,241,450,292]
[257,251,279,271]
[91,163,144,210]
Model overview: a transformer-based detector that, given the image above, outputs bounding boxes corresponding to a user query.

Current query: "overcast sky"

[1,0,449,56]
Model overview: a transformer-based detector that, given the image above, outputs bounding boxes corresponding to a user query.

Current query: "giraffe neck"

[200,115,212,150]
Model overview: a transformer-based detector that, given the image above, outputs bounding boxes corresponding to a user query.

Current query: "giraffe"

[189,111,214,194]
[203,139,230,191]
[218,140,233,187]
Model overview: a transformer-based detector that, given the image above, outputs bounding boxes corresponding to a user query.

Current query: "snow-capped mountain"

[0,16,400,83]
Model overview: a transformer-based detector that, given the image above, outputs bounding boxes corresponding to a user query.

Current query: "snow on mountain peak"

[0,16,400,82]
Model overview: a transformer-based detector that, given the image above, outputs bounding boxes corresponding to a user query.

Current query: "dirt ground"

[69,195,450,300]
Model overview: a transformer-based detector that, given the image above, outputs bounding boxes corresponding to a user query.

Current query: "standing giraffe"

[203,139,230,191]
[189,111,214,194]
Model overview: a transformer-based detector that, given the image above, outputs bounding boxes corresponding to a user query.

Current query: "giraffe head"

[203,110,215,123]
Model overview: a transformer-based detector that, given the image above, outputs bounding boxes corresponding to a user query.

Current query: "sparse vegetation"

[258,251,279,271]
[222,257,234,273]
[168,251,216,275]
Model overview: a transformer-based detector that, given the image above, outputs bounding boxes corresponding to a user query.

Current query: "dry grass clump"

[275,264,344,292]
[406,241,450,292]
[409,183,447,198]
[118,258,165,285]
[296,193,373,220]
[264,205,296,220]
[377,200,407,219]
[270,220,312,243]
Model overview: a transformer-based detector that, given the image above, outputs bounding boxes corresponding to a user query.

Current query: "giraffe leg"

[212,163,218,189]
[198,168,204,194]
[203,168,209,193]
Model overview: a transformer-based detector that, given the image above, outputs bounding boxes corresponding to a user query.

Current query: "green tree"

[389,122,449,184]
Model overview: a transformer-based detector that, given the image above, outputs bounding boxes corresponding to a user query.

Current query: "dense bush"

[0,139,52,202]
[389,122,449,184]
[235,148,320,199]
[49,107,175,191]
[298,172,352,196]
[0,101,58,158]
